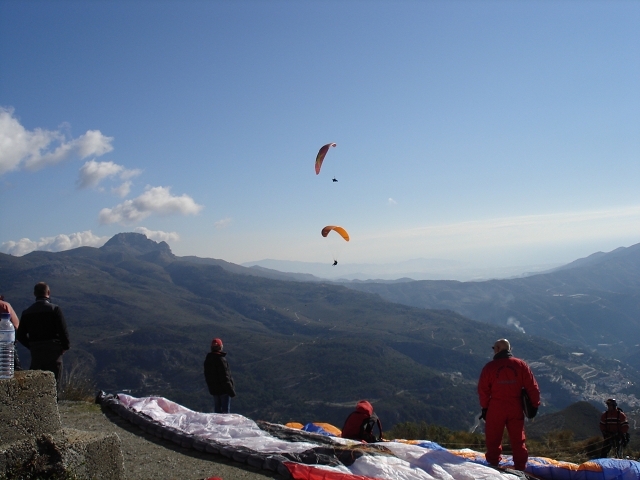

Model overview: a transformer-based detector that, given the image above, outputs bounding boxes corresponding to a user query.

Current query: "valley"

[3,233,640,433]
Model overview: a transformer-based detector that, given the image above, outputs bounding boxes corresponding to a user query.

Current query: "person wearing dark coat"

[600,398,630,458]
[204,338,236,413]
[17,282,70,385]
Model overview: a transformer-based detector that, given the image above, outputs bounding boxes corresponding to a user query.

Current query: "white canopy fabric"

[117,394,517,480]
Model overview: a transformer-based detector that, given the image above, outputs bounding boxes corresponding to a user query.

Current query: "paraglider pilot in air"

[321,226,349,266]
[332,177,338,182]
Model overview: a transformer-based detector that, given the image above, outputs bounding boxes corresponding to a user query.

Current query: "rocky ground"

[58,401,283,480]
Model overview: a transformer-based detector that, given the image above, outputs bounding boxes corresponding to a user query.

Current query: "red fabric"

[478,356,540,409]
[478,355,540,471]
[484,399,527,470]
[285,462,381,480]
[355,400,373,415]
[341,401,374,440]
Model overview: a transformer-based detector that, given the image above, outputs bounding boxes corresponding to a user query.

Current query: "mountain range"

[242,258,559,282]
[524,401,602,441]
[1,233,637,434]
[344,243,640,367]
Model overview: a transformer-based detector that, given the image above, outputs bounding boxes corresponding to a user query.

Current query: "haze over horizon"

[1,2,638,272]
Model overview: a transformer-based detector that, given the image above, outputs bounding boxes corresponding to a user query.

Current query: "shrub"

[58,359,96,402]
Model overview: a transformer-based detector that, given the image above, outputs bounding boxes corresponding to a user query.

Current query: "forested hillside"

[345,243,640,364]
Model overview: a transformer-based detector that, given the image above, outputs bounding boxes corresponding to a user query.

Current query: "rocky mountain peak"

[101,232,174,257]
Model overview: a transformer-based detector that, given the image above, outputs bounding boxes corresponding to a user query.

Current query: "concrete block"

[0,370,60,445]
[0,429,125,479]
[0,371,125,479]
[58,428,125,479]
[0,437,38,475]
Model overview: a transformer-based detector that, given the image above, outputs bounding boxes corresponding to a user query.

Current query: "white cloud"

[342,205,640,267]
[78,160,142,196]
[99,201,146,224]
[74,130,114,159]
[111,181,132,198]
[99,186,203,225]
[0,230,109,256]
[388,198,397,205]
[0,107,56,175]
[215,218,232,229]
[78,160,123,188]
[362,206,640,249]
[134,227,180,243]
[119,168,143,180]
[0,107,114,175]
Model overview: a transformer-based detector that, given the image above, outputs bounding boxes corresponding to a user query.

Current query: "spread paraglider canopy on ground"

[315,143,336,175]
[97,393,640,480]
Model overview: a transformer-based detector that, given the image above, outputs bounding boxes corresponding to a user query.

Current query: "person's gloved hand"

[529,406,538,418]
[479,408,488,421]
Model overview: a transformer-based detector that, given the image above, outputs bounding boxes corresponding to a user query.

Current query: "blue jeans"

[213,394,231,413]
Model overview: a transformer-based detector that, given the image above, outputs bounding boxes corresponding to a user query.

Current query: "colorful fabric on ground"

[302,423,342,437]
[442,447,640,479]
[111,394,640,480]
[117,393,322,453]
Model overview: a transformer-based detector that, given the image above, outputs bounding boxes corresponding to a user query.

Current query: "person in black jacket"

[17,282,70,385]
[204,338,236,413]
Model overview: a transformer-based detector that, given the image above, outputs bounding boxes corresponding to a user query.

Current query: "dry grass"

[388,422,640,463]
[58,359,96,402]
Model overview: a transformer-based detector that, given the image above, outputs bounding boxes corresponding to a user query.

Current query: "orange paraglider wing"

[321,226,349,241]
[315,143,336,175]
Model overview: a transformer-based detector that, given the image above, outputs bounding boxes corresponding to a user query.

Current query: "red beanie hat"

[211,338,223,350]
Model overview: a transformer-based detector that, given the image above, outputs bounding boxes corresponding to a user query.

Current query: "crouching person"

[204,338,236,413]
[341,400,383,443]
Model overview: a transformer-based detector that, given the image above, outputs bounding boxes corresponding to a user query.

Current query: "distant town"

[528,355,640,430]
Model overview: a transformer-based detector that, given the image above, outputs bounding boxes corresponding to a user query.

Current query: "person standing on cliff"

[16,282,70,386]
[600,398,630,458]
[204,338,236,413]
[478,338,540,472]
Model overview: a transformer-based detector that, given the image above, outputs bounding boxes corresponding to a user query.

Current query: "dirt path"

[58,401,283,480]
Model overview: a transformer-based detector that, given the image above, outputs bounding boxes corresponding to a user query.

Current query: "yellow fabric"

[285,422,304,429]
[313,423,342,436]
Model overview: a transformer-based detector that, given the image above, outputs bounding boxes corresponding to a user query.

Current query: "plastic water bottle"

[0,312,15,379]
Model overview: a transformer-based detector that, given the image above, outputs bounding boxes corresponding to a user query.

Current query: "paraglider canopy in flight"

[315,143,336,175]
[321,226,349,241]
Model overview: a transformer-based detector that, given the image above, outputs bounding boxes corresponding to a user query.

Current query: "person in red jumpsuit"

[478,338,540,471]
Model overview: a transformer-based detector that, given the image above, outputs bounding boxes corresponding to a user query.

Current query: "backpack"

[341,400,383,443]
[521,388,536,419]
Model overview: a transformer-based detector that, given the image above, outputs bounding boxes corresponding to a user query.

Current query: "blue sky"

[1,1,639,273]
